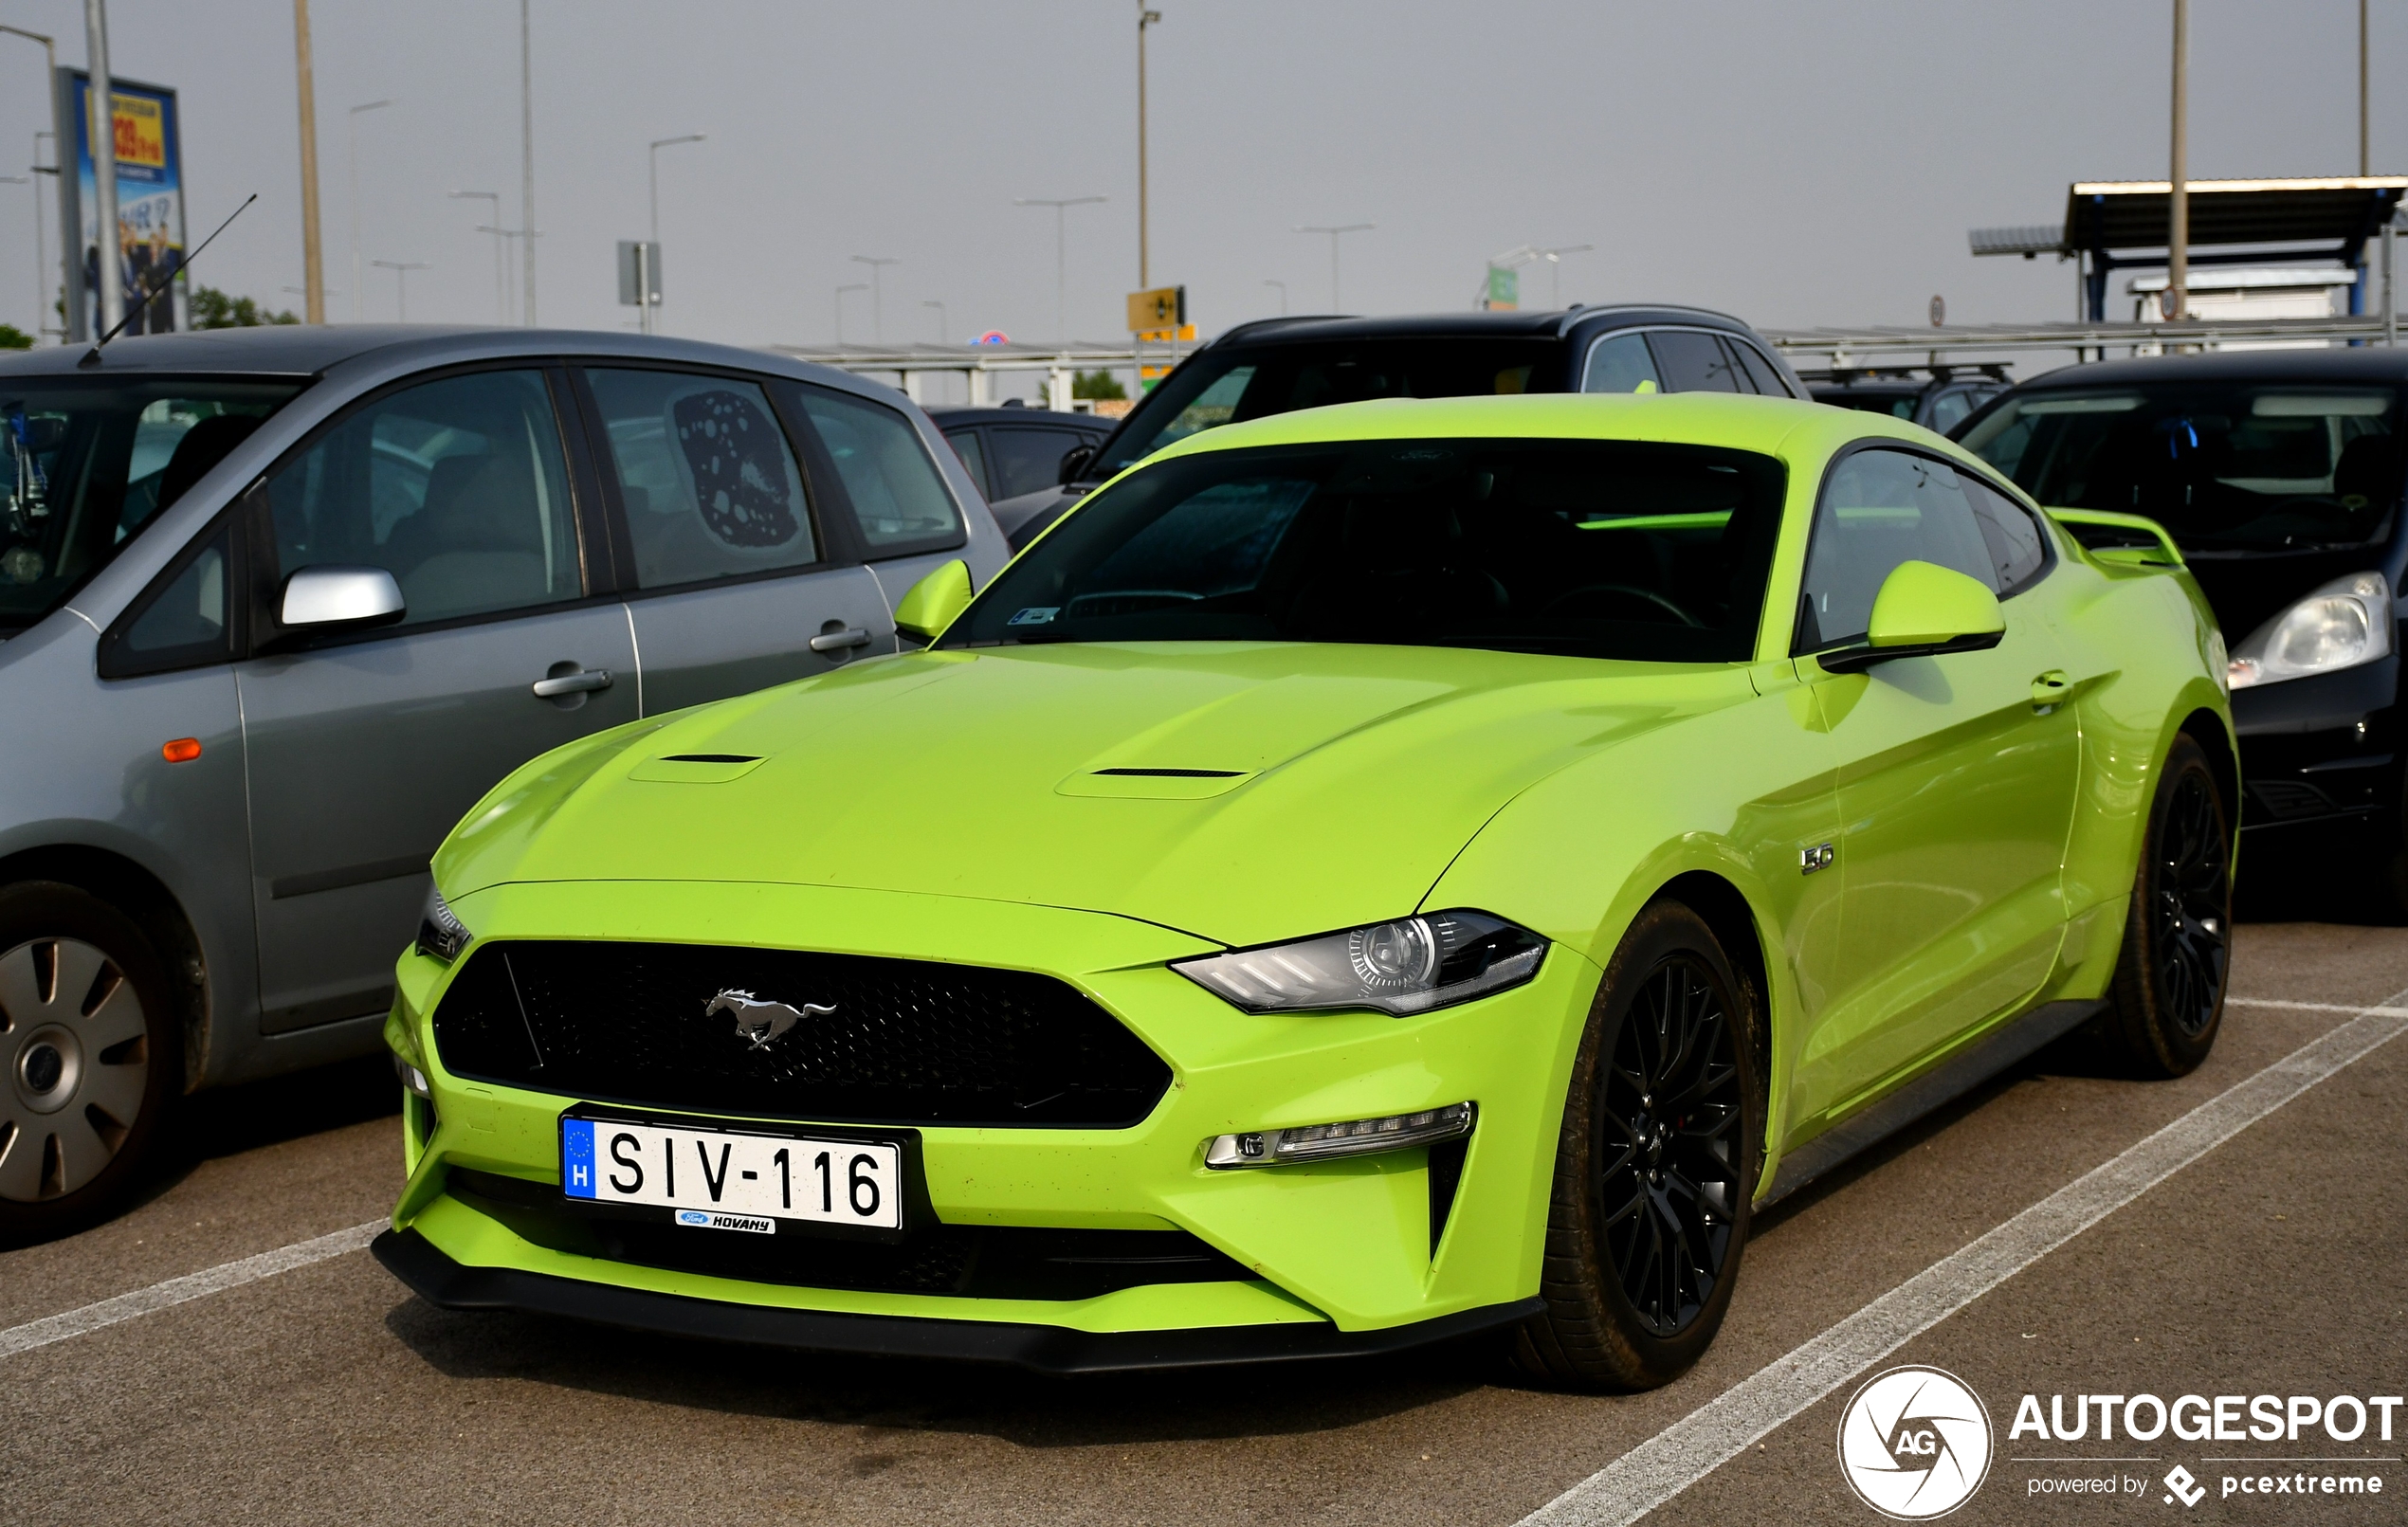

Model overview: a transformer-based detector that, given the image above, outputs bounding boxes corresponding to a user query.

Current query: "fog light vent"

[1203,1101,1474,1169]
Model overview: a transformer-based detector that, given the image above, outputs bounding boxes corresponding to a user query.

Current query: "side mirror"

[280,565,406,629]
[1817,560,2003,673]
[893,558,973,644]
[1057,443,1096,486]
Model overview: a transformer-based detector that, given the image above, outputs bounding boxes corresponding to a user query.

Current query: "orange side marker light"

[162,737,202,763]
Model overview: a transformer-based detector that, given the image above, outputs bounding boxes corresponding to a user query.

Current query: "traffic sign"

[1127,284,1186,332]
[1135,324,1196,343]
[1484,265,1519,311]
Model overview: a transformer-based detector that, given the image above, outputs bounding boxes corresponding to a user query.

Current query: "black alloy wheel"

[1513,899,1762,1391]
[2104,734,2232,1077]
[1596,955,1744,1336]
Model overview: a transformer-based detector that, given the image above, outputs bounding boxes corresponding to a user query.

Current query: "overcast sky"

[0,0,2397,362]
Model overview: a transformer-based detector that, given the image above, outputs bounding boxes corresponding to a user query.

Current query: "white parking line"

[0,1219,384,1361]
[1516,989,2408,1527]
[2228,997,2408,1017]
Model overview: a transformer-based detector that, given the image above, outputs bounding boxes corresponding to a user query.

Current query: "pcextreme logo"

[1837,1366,1995,1519]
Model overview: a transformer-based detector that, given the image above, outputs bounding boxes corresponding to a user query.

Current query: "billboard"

[53,69,188,341]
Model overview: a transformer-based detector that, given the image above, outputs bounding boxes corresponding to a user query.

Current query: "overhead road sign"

[1972,175,2408,320]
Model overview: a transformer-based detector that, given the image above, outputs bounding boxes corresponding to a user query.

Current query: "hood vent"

[629,753,769,784]
[1091,768,1244,778]
[1059,765,1255,800]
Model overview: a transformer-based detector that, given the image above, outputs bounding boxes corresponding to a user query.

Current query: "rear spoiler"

[2045,507,2185,569]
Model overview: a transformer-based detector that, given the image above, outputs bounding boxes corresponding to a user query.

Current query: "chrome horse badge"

[707,988,835,1049]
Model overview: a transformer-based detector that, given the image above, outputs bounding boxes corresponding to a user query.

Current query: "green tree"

[0,322,32,351]
[1071,368,1127,401]
[190,284,300,329]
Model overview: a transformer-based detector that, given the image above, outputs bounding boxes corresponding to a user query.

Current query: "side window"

[1961,473,2051,595]
[788,386,963,554]
[1925,388,1978,435]
[990,427,1082,500]
[1731,341,1792,397]
[1647,331,1746,393]
[1581,332,1663,393]
[100,518,232,677]
[942,428,992,498]
[585,369,819,589]
[262,370,580,628]
[1798,447,1997,649]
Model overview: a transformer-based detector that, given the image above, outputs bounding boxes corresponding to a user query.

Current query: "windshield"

[943,436,1784,663]
[1959,382,2403,552]
[1092,339,1563,477]
[2,375,305,629]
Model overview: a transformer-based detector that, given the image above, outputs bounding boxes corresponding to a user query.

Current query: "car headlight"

[415,884,471,962]
[2227,572,2393,690]
[1173,910,1545,1016]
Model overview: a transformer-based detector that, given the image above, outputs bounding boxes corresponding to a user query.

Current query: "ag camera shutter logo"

[1837,1366,1995,1519]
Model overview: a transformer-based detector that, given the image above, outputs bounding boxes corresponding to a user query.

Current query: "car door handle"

[531,667,614,698]
[809,627,874,653]
[2031,670,2071,708]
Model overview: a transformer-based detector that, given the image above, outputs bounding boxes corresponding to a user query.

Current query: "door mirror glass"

[893,558,972,642]
[280,564,406,628]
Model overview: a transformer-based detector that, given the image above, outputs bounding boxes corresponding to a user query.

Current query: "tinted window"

[942,428,990,497]
[264,370,580,627]
[1925,389,1978,434]
[587,369,818,589]
[991,427,1083,500]
[1647,331,1746,393]
[1582,332,1663,394]
[944,437,1785,664]
[1732,342,1791,397]
[1961,384,2403,550]
[1095,340,1560,474]
[104,519,231,675]
[1,379,300,631]
[1799,448,1996,649]
[1961,473,2050,594]
[789,387,962,554]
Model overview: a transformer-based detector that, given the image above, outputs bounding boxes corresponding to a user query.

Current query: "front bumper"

[381,877,1596,1354]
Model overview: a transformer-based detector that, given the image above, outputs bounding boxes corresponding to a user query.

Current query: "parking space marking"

[0,1220,384,1361]
[2229,997,2408,1016]
[1516,989,2408,1527]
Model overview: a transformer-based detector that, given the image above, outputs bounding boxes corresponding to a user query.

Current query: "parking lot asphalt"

[4,911,2404,1526]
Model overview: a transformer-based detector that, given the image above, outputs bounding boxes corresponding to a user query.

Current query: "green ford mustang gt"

[374,392,2234,1389]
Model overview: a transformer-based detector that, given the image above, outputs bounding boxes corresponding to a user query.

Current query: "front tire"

[2102,734,2233,1078]
[1512,900,1763,1391]
[0,882,181,1242]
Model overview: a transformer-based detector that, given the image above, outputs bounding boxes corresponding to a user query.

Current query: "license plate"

[560,1116,903,1231]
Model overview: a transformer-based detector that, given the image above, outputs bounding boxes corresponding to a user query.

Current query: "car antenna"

[80,193,259,369]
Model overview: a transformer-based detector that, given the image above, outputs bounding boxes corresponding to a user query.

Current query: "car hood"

[436,643,1755,948]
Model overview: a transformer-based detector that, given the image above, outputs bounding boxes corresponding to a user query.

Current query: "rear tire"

[2102,734,2232,1078]
[1511,900,1763,1391]
[0,882,181,1243]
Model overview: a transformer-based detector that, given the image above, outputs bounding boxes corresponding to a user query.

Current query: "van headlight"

[414,884,471,962]
[2227,572,2393,690]
[1173,910,1545,1016]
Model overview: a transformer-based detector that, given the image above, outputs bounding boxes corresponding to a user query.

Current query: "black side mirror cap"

[1058,444,1096,485]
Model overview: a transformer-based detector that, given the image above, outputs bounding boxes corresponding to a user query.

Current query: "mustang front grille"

[429,939,1171,1127]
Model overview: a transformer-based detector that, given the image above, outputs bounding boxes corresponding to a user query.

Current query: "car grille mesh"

[430,940,1171,1127]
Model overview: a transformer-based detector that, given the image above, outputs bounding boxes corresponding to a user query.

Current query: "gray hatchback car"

[0,325,1006,1235]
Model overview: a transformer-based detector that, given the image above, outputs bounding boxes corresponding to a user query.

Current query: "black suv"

[1807,365,2011,435]
[1957,350,2408,904]
[924,403,1113,506]
[992,306,1806,547]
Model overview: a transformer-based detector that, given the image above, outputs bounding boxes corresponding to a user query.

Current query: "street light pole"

[347,98,394,322]
[2362,0,2371,178]
[520,0,537,325]
[370,259,428,322]
[448,191,503,322]
[834,282,867,345]
[85,0,121,340]
[475,226,532,323]
[1137,4,1160,288]
[1295,224,1372,311]
[0,174,27,335]
[645,133,704,336]
[849,255,899,342]
[922,300,947,343]
[1536,244,1594,309]
[1263,279,1286,315]
[2167,0,2188,320]
[1014,195,1106,339]
[292,0,324,322]
[1,29,60,340]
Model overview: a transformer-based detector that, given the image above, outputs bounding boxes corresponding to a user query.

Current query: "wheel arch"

[2177,704,2239,837]
[0,845,209,1091]
[1646,869,1775,1165]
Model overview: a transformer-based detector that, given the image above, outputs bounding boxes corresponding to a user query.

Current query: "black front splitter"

[373,1227,1541,1375]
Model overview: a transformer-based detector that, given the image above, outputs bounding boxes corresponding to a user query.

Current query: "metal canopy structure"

[1972,176,2408,320]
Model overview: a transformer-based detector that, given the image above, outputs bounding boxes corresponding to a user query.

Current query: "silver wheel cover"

[0,938,150,1201]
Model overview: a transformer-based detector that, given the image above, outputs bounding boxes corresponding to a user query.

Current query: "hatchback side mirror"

[893,558,973,644]
[280,565,406,629]
[1057,444,1096,485]
[1817,560,2004,673]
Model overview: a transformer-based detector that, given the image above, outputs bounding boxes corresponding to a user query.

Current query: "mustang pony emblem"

[706,989,835,1049]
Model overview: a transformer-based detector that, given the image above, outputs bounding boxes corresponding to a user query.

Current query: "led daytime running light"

[1174,911,1545,1016]
[1204,1101,1475,1169]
